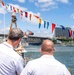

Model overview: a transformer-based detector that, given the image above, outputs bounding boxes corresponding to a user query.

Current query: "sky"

[0,0,74,38]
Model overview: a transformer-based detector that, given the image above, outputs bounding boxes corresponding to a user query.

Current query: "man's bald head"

[41,39,55,53]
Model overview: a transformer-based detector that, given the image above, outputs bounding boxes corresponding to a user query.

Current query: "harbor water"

[24,45,74,75]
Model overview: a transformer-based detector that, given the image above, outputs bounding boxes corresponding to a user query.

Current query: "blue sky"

[0,0,74,38]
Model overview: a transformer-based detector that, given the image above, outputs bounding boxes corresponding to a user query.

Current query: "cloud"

[38,0,53,3]
[34,30,53,38]
[71,26,74,29]
[0,20,3,24]
[56,0,69,4]
[40,1,57,8]
[18,0,25,3]
[29,0,58,11]
[38,0,58,11]
[0,7,7,14]
[0,27,10,34]
[71,13,74,19]
[29,0,34,2]
[35,2,39,7]
[11,3,27,10]
[29,0,69,11]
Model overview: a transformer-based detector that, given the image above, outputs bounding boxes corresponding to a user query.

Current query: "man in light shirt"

[20,39,71,75]
[0,28,25,75]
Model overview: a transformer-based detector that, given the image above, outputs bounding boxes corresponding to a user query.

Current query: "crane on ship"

[9,13,34,36]
[9,13,17,31]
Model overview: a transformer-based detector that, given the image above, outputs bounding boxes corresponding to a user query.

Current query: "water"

[24,45,74,75]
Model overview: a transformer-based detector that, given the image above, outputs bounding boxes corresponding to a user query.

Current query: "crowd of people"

[0,28,71,75]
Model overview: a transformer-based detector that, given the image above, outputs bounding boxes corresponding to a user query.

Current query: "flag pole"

[3,13,5,41]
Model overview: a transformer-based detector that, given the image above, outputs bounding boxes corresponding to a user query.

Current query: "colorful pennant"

[29,14,32,20]
[44,21,46,28]
[60,25,65,30]
[47,22,49,29]
[39,18,42,28]
[52,23,56,33]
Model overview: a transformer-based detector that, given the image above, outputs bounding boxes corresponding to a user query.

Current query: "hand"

[15,45,24,51]
[15,46,25,55]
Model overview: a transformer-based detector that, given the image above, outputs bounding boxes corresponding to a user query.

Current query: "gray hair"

[8,28,24,41]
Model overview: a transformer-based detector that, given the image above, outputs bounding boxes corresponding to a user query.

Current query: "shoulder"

[54,59,66,68]
[26,58,40,67]
[0,42,22,61]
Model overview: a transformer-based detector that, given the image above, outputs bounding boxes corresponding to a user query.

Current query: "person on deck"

[0,28,25,75]
[20,39,71,75]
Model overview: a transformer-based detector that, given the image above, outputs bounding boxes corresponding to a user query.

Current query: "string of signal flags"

[0,0,74,37]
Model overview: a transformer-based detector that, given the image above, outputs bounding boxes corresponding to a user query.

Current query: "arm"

[16,56,25,75]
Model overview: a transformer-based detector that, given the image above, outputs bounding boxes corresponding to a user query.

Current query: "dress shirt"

[20,55,71,75]
[0,42,24,75]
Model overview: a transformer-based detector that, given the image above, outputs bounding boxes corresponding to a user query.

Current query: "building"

[55,27,71,39]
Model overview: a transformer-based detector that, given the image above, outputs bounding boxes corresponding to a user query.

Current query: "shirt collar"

[41,55,55,59]
[2,42,13,49]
